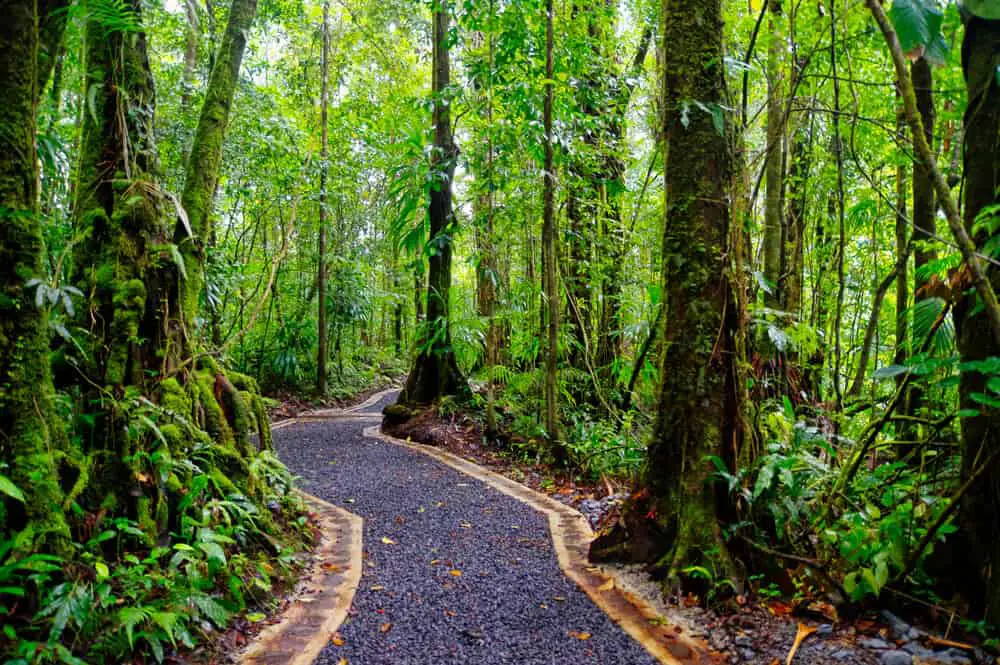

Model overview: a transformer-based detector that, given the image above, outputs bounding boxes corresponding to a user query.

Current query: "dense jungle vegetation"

[1,0,1000,660]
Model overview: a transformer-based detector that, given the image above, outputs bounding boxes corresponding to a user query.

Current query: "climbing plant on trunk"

[400,0,468,405]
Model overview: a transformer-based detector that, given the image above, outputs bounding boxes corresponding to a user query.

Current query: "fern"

[117,606,150,648]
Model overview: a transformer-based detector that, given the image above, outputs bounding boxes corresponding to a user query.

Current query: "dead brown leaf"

[785,623,818,665]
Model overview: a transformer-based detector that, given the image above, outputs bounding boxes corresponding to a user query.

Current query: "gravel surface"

[357,390,399,414]
[275,417,658,665]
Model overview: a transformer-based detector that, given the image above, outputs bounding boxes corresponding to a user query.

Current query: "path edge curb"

[240,490,364,665]
[364,425,719,665]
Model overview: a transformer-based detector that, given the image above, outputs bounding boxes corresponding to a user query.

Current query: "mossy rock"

[383,403,414,425]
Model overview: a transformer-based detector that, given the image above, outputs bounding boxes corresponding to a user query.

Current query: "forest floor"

[263,389,985,665]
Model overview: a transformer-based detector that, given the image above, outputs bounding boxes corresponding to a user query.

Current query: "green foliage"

[889,0,949,64]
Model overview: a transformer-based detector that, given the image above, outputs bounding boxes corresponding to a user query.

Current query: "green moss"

[195,370,234,448]
[159,378,192,419]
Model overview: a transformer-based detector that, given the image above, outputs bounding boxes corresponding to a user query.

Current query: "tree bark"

[909,56,935,422]
[317,2,330,395]
[591,0,741,578]
[762,0,785,314]
[542,0,563,459]
[178,0,259,333]
[400,0,468,405]
[954,13,1000,622]
[0,0,71,550]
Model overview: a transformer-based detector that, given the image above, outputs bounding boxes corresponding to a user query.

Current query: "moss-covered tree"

[0,0,71,550]
[71,0,271,538]
[178,0,259,331]
[590,0,742,578]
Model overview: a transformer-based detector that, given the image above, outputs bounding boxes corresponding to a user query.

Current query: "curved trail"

[273,393,659,665]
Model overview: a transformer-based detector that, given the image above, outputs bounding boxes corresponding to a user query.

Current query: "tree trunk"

[0,0,71,550]
[178,0,258,333]
[894,101,910,416]
[591,0,741,579]
[542,0,563,459]
[955,13,1000,623]
[317,2,330,395]
[909,56,935,422]
[72,0,271,539]
[400,0,468,405]
[762,0,785,314]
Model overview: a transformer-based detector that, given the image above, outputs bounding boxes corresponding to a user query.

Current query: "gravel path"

[274,415,658,665]
[354,390,399,414]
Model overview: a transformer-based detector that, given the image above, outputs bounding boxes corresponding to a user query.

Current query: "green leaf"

[872,364,909,379]
[961,0,1000,19]
[0,475,25,503]
[890,0,948,64]
[191,594,231,627]
[198,541,227,567]
[118,606,149,648]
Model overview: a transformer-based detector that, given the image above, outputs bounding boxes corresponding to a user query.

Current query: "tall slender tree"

[317,2,330,394]
[400,0,468,404]
[542,0,562,457]
[178,0,259,332]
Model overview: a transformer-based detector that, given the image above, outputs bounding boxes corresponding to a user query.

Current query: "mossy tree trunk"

[954,13,1000,623]
[71,0,271,538]
[0,0,71,550]
[590,0,742,581]
[178,0,258,336]
[400,0,468,405]
[73,0,180,388]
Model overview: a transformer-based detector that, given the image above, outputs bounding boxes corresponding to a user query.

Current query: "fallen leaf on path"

[568,631,592,640]
[370,585,385,591]
[553,596,566,602]
[785,623,818,665]
[449,569,462,577]
[344,498,355,504]
[380,623,392,634]
[395,516,406,525]
[926,635,975,651]
[430,559,440,565]
[459,521,472,529]
[331,634,345,646]
[381,536,397,545]
[598,579,614,591]
[337,659,348,665]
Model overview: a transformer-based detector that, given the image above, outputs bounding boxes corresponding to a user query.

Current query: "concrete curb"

[240,490,364,665]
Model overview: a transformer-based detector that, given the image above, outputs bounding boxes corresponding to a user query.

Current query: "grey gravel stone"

[880,650,913,665]
[861,638,893,650]
[275,416,659,665]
